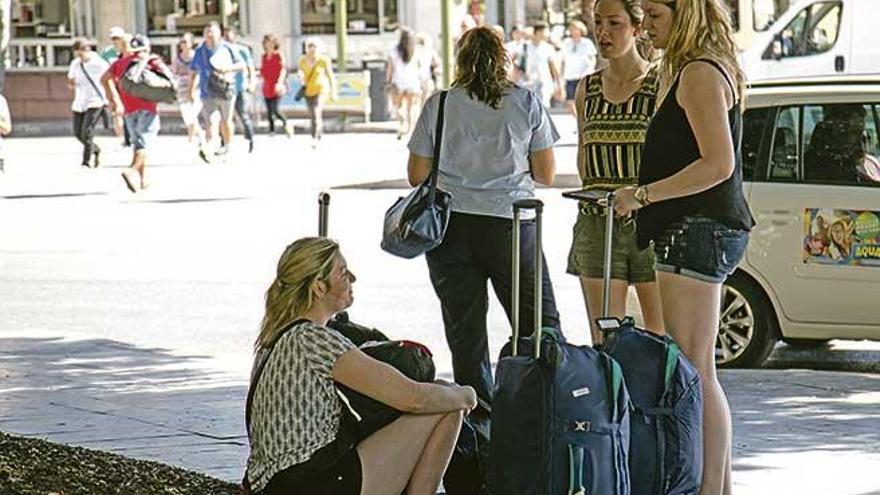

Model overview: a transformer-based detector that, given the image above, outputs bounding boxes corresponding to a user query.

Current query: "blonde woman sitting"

[244,237,476,495]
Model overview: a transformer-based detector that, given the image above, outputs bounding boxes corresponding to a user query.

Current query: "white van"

[741,0,880,81]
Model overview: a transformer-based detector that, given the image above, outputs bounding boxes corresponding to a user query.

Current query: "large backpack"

[120,55,177,103]
[490,199,631,495]
[602,317,703,495]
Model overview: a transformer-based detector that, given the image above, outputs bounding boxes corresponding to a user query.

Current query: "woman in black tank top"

[612,1,755,494]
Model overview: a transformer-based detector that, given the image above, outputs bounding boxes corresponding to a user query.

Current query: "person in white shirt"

[0,93,11,173]
[523,22,562,108]
[68,38,110,168]
[561,20,597,117]
[504,24,527,82]
[386,27,423,139]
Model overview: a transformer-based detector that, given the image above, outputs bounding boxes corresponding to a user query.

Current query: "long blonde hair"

[652,0,744,98]
[254,237,340,351]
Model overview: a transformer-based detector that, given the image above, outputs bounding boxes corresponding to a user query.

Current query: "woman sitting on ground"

[244,237,476,495]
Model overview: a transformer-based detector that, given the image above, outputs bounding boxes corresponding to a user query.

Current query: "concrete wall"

[95,0,132,46]
[5,71,72,120]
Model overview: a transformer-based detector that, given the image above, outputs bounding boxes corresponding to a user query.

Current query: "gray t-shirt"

[408,86,559,219]
[246,321,356,492]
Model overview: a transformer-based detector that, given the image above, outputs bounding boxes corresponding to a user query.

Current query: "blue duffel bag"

[600,317,703,495]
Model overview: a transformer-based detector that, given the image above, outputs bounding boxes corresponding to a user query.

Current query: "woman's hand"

[458,385,478,411]
[612,186,642,217]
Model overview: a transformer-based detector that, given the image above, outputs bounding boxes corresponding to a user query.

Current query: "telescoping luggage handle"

[560,189,616,318]
[318,192,331,237]
[511,198,544,359]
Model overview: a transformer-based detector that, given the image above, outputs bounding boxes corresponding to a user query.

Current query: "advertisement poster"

[803,209,880,266]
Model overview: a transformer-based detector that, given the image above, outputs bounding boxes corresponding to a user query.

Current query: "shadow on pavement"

[0,336,249,481]
[1,192,110,200]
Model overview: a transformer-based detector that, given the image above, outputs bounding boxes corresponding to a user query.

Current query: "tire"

[782,338,831,348]
[716,271,779,368]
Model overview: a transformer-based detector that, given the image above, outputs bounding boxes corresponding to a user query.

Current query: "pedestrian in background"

[387,28,422,140]
[504,24,527,82]
[523,22,562,108]
[100,27,129,147]
[567,0,663,345]
[244,237,474,495]
[560,20,597,119]
[102,35,168,193]
[224,26,257,153]
[614,1,755,492]
[190,22,244,160]
[172,33,202,144]
[0,92,11,173]
[298,37,336,148]
[407,26,562,407]
[415,32,440,105]
[68,38,109,169]
[260,34,293,138]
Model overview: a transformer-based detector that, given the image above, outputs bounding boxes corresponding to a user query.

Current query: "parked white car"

[742,0,880,81]
[718,76,880,367]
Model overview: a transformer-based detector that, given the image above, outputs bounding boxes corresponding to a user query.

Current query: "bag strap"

[601,353,622,422]
[80,60,107,105]
[663,341,680,396]
[426,90,448,206]
[244,319,310,434]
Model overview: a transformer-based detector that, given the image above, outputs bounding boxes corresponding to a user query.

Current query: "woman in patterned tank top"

[566,0,665,345]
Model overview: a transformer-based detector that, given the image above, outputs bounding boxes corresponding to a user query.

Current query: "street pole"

[440,0,453,88]
[335,0,347,72]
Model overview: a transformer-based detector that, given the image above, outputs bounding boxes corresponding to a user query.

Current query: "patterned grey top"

[245,321,356,492]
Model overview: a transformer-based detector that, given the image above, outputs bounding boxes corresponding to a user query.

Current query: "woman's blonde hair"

[452,26,514,109]
[254,237,340,351]
[652,0,744,98]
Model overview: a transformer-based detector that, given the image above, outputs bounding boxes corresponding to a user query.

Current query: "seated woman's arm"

[333,348,475,414]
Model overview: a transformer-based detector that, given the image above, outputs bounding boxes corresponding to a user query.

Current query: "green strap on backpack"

[663,341,681,395]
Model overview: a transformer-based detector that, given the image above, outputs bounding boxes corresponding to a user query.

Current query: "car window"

[803,103,880,185]
[742,107,771,181]
[770,1,842,58]
[769,106,800,180]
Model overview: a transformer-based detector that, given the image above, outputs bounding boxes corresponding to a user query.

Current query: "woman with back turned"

[407,26,562,408]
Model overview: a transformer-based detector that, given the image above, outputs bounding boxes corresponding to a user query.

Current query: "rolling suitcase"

[491,198,630,495]
[563,189,704,495]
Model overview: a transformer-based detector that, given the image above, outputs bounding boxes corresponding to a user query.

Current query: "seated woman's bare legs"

[357,410,463,495]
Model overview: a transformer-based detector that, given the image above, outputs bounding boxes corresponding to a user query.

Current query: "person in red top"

[101,34,168,193]
[259,34,292,137]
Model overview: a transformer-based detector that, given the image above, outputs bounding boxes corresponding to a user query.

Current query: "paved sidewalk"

[1,335,878,494]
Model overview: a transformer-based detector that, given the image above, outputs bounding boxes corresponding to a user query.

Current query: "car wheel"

[716,272,779,368]
[782,338,832,348]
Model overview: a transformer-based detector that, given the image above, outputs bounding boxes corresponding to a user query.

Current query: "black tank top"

[636,59,755,250]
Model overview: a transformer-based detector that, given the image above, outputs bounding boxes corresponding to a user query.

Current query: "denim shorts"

[123,110,160,151]
[652,215,749,284]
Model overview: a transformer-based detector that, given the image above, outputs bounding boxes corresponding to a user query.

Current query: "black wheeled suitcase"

[491,198,631,495]
[563,189,704,495]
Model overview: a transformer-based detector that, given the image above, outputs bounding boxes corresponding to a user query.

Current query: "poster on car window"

[803,209,880,266]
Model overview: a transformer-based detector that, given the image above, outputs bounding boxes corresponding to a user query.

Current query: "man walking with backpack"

[101,34,169,193]
[68,38,110,168]
[189,22,245,161]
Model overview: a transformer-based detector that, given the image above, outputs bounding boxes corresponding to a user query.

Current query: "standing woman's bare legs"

[656,271,732,495]
[634,281,666,334]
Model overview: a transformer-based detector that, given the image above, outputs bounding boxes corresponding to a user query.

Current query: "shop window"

[302,0,399,35]
[12,0,73,38]
[147,0,243,36]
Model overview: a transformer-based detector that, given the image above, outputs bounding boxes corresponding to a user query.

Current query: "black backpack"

[119,55,177,103]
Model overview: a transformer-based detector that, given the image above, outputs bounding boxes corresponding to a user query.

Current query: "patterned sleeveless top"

[579,66,659,190]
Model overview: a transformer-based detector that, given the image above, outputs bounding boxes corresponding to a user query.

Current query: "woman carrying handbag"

[405,26,562,408]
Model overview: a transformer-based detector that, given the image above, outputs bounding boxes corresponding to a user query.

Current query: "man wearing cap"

[190,22,245,159]
[68,38,110,168]
[101,34,169,193]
